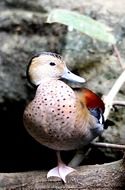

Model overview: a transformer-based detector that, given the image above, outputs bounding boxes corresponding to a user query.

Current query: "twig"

[91,142,125,150]
[103,46,125,120]
[113,45,125,69]
[113,100,125,107]
[103,69,125,120]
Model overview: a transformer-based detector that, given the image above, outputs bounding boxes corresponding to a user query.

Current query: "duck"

[23,52,105,183]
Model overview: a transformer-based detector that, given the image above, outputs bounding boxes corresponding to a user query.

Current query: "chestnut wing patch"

[81,88,105,113]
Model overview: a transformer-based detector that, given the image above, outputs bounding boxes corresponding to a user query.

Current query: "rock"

[5,0,87,12]
[0,9,66,103]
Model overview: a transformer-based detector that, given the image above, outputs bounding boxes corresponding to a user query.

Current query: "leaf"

[47,9,116,44]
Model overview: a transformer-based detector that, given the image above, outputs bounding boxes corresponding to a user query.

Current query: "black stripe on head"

[40,52,62,60]
[31,52,62,61]
[26,52,62,87]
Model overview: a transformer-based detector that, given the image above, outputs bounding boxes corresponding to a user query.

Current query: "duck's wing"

[75,88,105,124]
[76,88,113,129]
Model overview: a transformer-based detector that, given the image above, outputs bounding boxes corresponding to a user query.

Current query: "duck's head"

[27,52,85,86]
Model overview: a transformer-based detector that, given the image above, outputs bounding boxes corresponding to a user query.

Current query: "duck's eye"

[49,62,56,66]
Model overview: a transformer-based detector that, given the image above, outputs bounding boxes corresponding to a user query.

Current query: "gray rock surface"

[0,9,66,102]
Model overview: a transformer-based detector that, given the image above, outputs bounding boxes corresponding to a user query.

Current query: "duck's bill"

[61,67,86,84]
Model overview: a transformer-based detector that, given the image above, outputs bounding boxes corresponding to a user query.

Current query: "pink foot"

[47,163,75,183]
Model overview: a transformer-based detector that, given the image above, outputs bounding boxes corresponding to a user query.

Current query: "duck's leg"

[47,151,75,183]
[68,148,91,167]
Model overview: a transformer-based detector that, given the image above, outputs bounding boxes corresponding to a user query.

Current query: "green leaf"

[47,9,116,44]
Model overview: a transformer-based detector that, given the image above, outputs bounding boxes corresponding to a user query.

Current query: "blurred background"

[0,0,125,172]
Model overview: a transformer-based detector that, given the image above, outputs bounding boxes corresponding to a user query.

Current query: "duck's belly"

[23,80,91,150]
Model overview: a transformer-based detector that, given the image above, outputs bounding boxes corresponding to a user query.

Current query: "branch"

[113,45,125,69]
[91,142,125,150]
[103,69,125,120]
[113,100,125,107]
[0,159,125,189]
[103,46,125,120]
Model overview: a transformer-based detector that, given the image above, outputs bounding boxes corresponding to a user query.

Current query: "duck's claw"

[47,164,75,183]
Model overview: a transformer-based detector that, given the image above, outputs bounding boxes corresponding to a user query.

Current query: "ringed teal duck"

[23,52,105,183]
